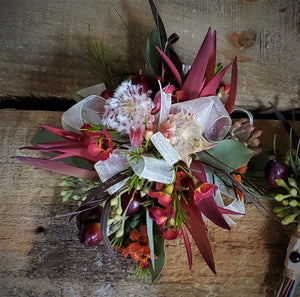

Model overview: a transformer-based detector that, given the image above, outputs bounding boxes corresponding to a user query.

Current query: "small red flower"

[194,183,218,204]
[148,183,173,207]
[88,130,113,160]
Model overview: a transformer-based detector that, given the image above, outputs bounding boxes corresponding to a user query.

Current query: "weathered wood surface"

[0,108,300,296]
[1,0,300,111]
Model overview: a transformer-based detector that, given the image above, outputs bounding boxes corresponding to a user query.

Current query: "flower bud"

[273,206,290,213]
[275,179,290,190]
[290,188,298,198]
[281,212,300,225]
[288,178,300,192]
[289,200,299,207]
[274,194,290,201]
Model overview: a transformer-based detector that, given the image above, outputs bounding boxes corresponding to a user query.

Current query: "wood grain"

[1,108,300,296]
[1,0,300,111]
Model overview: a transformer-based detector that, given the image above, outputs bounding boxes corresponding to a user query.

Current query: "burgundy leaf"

[182,226,192,270]
[181,28,215,99]
[196,195,230,230]
[218,206,244,216]
[14,156,98,180]
[200,63,232,97]
[190,159,207,182]
[225,57,238,114]
[181,199,216,274]
[203,30,216,85]
[156,46,182,86]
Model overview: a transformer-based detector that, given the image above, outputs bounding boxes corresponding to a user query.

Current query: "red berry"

[79,222,102,247]
[100,90,114,99]
[131,75,159,96]
[265,158,289,188]
[121,191,141,216]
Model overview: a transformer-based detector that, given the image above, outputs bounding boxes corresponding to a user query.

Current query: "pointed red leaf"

[156,46,182,87]
[218,206,244,216]
[181,199,216,274]
[14,156,98,180]
[204,30,216,84]
[40,124,80,141]
[182,226,192,270]
[225,57,238,114]
[190,159,208,182]
[22,144,99,164]
[196,195,230,230]
[181,28,215,99]
[200,63,232,97]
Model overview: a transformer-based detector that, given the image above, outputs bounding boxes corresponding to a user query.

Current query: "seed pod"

[265,158,289,188]
[79,222,102,247]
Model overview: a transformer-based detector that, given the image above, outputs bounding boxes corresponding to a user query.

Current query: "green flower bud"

[116,203,123,215]
[288,178,300,192]
[290,188,298,197]
[282,200,290,206]
[277,210,290,218]
[281,212,300,225]
[111,196,119,206]
[275,193,290,201]
[275,179,290,190]
[273,206,290,213]
[116,227,124,238]
[289,200,299,207]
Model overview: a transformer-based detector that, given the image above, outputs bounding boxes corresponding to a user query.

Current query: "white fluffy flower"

[103,80,155,135]
[160,111,214,157]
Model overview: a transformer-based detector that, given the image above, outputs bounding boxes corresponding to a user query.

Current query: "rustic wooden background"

[1,0,300,296]
[0,0,299,111]
[1,110,299,297]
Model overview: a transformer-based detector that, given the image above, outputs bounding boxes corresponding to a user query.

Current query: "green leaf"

[149,223,165,282]
[195,139,254,173]
[31,128,63,145]
[146,29,161,76]
[146,209,155,271]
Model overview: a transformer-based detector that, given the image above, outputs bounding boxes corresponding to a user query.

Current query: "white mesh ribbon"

[76,83,106,98]
[150,132,181,165]
[129,154,175,184]
[62,95,106,132]
[94,149,129,195]
[170,96,231,141]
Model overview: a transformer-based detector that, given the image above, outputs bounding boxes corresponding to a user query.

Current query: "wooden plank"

[1,108,300,296]
[1,0,300,111]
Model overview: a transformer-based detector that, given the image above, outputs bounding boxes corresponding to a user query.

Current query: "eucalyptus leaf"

[146,29,161,76]
[149,224,165,282]
[195,139,254,173]
[146,209,155,271]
